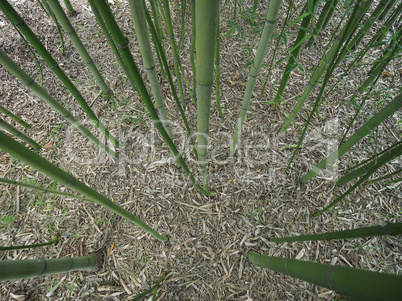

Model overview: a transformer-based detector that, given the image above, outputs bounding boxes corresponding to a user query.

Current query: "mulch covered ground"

[0,0,401,300]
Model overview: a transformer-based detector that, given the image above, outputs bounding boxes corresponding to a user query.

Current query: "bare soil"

[0,0,401,300]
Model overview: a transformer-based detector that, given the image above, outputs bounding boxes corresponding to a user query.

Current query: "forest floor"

[0,0,401,300]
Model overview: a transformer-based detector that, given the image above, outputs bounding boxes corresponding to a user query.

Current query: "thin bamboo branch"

[0,235,58,251]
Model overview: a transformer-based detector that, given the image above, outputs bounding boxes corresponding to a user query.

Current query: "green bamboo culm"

[0,49,118,158]
[315,141,402,215]
[62,0,74,14]
[378,0,397,19]
[0,131,168,241]
[248,252,402,301]
[87,0,138,94]
[143,8,199,161]
[337,27,401,147]
[178,0,186,54]
[215,7,223,118]
[0,235,58,251]
[190,0,196,101]
[302,94,402,183]
[349,0,391,50]
[306,0,339,48]
[0,104,31,129]
[270,222,402,242]
[229,0,282,156]
[0,0,119,148]
[272,0,317,106]
[128,0,173,140]
[149,0,163,41]
[0,118,41,149]
[38,0,65,54]
[0,177,89,202]
[45,0,110,95]
[0,255,97,281]
[160,0,186,107]
[337,140,402,186]
[144,0,165,78]
[251,0,259,23]
[92,0,213,196]
[280,0,374,134]
[195,0,220,189]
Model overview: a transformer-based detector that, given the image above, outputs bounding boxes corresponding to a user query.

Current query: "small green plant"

[0,214,16,230]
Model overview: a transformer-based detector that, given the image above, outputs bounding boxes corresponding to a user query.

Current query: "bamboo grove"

[0,0,401,297]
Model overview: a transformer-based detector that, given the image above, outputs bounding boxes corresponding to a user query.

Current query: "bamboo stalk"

[302,94,402,183]
[270,222,402,242]
[0,236,58,251]
[39,0,65,54]
[0,255,98,281]
[0,104,31,129]
[160,0,186,106]
[87,0,139,94]
[92,0,212,195]
[149,0,164,41]
[307,0,338,47]
[145,0,165,78]
[46,0,110,95]
[0,131,168,241]
[0,0,119,147]
[0,49,118,158]
[0,118,41,149]
[178,0,186,53]
[280,0,373,134]
[248,252,402,301]
[62,0,74,14]
[128,0,173,140]
[349,0,391,50]
[251,0,259,24]
[229,0,282,156]
[195,0,220,189]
